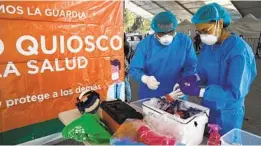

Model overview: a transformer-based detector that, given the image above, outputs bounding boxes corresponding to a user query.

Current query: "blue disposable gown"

[129,33,197,99]
[197,34,257,135]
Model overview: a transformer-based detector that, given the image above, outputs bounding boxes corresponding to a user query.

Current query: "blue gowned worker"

[129,11,197,100]
[178,3,257,135]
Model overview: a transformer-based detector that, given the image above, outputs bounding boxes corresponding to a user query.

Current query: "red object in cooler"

[137,125,176,145]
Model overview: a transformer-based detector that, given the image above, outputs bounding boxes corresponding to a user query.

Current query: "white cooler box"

[131,98,209,145]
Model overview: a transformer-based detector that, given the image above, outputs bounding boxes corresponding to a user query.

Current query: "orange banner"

[0,1,123,132]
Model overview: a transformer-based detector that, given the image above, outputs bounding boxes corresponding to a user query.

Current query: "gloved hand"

[182,75,198,83]
[178,75,201,97]
[166,84,184,102]
[141,75,160,90]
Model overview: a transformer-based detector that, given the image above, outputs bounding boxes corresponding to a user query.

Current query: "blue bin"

[221,128,261,145]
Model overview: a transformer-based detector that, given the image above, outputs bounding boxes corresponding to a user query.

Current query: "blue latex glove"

[178,75,201,96]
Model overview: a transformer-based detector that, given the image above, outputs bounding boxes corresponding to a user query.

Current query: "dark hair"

[124,34,130,57]
[110,59,121,70]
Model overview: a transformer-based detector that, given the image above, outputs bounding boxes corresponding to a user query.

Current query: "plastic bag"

[137,125,176,145]
[111,119,146,145]
[111,118,178,145]
[112,119,144,141]
[143,114,184,142]
[62,114,111,143]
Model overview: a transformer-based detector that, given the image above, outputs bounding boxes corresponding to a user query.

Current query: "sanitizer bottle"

[208,124,221,146]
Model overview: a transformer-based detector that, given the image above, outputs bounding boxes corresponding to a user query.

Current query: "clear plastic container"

[129,98,151,113]
[221,128,261,145]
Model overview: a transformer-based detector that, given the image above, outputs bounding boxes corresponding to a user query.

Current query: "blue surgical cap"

[151,11,178,33]
[192,3,231,27]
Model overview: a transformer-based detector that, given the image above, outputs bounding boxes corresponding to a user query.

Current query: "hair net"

[151,11,178,33]
[191,3,231,27]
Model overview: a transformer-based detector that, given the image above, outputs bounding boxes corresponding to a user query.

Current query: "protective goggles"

[196,21,220,36]
[156,30,175,38]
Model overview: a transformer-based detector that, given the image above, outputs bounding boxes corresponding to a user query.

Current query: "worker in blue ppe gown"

[129,11,198,100]
[178,3,257,135]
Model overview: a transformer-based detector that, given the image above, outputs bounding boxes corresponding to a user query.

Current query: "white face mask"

[199,21,221,45]
[112,72,119,80]
[200,34,218,45]
[159,34,174,46]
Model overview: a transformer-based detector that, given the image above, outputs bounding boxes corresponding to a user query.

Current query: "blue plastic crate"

[221,128,261,145]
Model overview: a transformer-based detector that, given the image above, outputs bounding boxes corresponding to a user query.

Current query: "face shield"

[192,3,231,46]
[196,21,222,45]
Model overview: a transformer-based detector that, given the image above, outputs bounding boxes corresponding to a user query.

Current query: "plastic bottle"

[207,124,221,146]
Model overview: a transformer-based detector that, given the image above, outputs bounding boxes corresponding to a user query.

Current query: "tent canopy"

[128,0,261,22]
[228,14,261,38]
[126,1,261,38]
[176,14,261,38]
